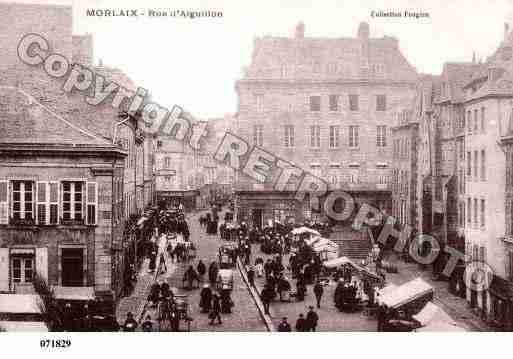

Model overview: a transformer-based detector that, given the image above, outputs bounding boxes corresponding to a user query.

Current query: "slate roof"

[0,86,116,148]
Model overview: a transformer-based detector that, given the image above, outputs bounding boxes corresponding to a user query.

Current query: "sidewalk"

[116,234,178,329]
[384,252,492,331]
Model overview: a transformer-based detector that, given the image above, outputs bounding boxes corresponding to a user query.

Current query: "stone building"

[0,2,155,304]
[0,87,126,308]
[391,104,417,230]
[233,22,418,230]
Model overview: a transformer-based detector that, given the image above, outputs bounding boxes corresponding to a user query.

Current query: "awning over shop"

[412,301,455,326]
[0,294,42,314]
[0,321,48,332]
[291,227,320,236]
[380,278,434,309]
[323,256,353,268]
[414,322,466,332]
[51,286,95,301]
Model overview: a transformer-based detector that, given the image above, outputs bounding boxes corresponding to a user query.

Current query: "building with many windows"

[233,22,417,232]
[0,87,126,309]
[0,3,155,308]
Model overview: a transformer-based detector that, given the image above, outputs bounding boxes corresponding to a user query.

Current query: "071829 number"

[40,339,71,349]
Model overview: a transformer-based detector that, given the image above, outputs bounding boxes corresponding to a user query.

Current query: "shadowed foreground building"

[0,88,126,311]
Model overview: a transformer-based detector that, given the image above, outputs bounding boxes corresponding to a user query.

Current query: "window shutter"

[86,182,98,225]
[35,247,48,283]
[0,248,9,291]
[48,182,59,225]
[0,180,8,224]
[36,181,48,225]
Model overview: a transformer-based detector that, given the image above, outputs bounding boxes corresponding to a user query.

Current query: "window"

[467,152,471,176]
[377,125,387,147]
[467,111,472,133]
[474,109,478,132]
[12,181,34,221]
[11,256,34,283]
[473,150,478,180]
[86,182,97,225]
[309,96,321,111]
[0,181,7,224]
[253,125,263,146]
[310,125,321,148]
[164,157,171,169]
[329,95,339,111]
[480,150,486,181]
[255,94,264,112]
[467,198,471,225]
[329,125,340,148]
[481,107,486,133]
[474,198,478,226]
[481,199,485,229]
[62,181,83,223]
[349,125,359,148]
[376,95,387,111]
[284,125,294,148]
[349,94,359,111]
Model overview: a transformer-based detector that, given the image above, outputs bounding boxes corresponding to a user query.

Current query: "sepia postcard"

[1,0,513,341]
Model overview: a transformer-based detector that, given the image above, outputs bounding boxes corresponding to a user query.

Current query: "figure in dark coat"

[313,281,324,308]
[277,317,292,332]
[209,294,222,325]
[199,285,213,313]
[305,306,319,332]
[295,314,306,332]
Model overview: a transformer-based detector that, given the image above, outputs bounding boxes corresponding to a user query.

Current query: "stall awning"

[0,294,42,314]
[380,278,434,309]
[51,286,95,301]
[323,256,354,268]
[0,321,48,332]
[412,301,455,326]
[291,227,320,236]
[137,216,148,227]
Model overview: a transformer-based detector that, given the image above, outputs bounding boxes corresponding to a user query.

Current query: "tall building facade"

[0,3,154,305]
[233,22,417,228]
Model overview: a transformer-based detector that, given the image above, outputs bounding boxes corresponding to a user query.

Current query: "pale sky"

[6,0,513,118]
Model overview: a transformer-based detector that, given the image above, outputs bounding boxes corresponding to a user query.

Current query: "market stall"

[412,301,467,332]
[380,278,434,316]
[0,294,48,332]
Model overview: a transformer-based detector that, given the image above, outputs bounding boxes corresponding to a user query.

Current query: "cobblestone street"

[160,211,266,331]
[251,245,376,331]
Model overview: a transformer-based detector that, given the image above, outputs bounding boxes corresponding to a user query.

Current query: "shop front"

[157,190,199,212]
[488,275,513,330]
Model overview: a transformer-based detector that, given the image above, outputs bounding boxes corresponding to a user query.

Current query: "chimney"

[472,51,476,63]
[358,22,370,40]
[505,23,510,41]
[295,22,305,38]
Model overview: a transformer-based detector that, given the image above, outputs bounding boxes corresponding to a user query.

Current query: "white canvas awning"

[0,321,48,332]
[380,278,434,309]
[412,301,455,326]
[51,286,95,301]
[0,294,42,314]
[415,322,466,332]
[323,256,354,268]
[291,227,320,236]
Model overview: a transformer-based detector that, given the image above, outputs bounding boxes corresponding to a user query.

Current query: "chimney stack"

[505,22,510,41]
[295,22,305,38]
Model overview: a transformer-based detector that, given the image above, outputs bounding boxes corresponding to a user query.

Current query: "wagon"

[218,244,237,268]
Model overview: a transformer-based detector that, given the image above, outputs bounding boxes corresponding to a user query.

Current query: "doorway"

[61,248,84,286]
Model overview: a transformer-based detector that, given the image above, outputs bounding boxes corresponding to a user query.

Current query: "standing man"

[261,285,274,315]
[305,306,319,332]
[313,280,324,309]
[295,313,306,332]
[277,317,291,332]
[209,293,222,325]
[247,265,255,288]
